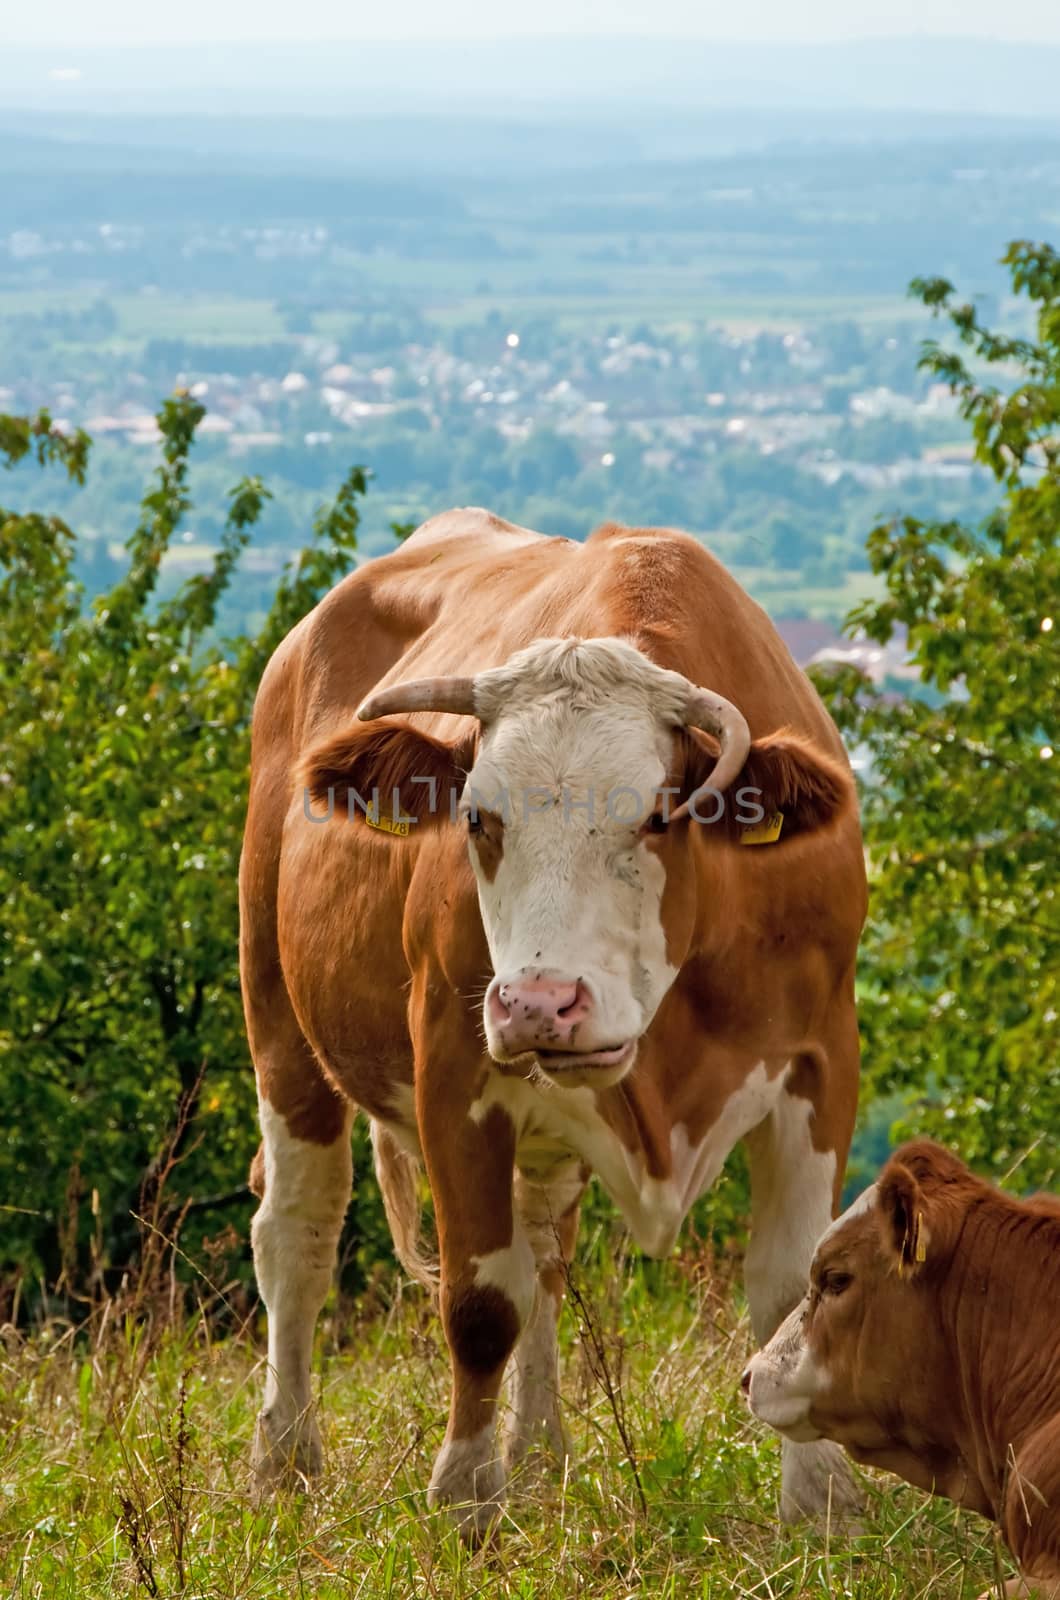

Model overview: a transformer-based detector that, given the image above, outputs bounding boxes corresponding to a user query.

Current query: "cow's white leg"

[744,1081,862,1522]
[250,1095,353,1488]
[503,1161,587,1470]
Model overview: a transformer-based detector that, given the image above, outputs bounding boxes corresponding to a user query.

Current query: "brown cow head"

[303,636,853,1087]
[743,1141,976,1474]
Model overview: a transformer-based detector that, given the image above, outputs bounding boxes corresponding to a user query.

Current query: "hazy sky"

[6,0,1060,47]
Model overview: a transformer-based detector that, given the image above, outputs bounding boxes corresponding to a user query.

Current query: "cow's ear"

[877,1161,930,1276]
[685,727,855,842]
[299,721,476,826]
[737,732,855,840]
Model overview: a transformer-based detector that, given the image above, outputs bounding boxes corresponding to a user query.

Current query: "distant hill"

[0,133,464,228]
[3,35,1060,122]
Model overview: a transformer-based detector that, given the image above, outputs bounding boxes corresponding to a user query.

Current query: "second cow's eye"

[821,1271,853,1298]
[645,811,669,836]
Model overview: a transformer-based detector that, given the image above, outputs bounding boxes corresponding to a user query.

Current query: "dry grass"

[0,1244,1007,1598]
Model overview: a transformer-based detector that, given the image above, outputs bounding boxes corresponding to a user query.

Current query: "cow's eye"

[821,1271,852,1298]
[645,811,669,836]
[466,813,483,835]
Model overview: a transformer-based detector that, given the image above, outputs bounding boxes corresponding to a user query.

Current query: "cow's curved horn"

[357,676,478,721]
[678,687,751,815]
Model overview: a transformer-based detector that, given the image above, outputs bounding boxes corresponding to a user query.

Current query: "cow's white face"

[742,1296,826,1442]
[463,639,691,1084]
[333,630,852,1089]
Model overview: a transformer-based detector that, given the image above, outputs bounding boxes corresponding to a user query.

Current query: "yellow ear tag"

[741,811,784,846]
[914,1211,927,1264]
[364,802,411,838]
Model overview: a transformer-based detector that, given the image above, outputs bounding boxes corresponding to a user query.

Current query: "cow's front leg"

[503,1161,587,1472]
[744,1050,861,1524]
[418,1062,535,1539]
[1000,1418,1060,1600]
[250,1088,353,1489]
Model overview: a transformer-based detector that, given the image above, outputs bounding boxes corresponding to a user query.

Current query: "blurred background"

[3,4,1058,641]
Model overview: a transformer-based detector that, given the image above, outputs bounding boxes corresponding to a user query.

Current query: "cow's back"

[261,509,842,758]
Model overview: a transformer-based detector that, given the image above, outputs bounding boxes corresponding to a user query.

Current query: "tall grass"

[0,1224,1005,1597]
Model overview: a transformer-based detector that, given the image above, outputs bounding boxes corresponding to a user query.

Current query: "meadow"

[1,1242,1006,1599]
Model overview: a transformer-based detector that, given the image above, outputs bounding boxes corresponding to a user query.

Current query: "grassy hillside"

[2,1251,1004,1597]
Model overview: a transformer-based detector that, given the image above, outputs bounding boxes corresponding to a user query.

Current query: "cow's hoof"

[779,1437,863,1526]
[506,1442,572,1501]
[428,1431,506,1542]
[430,1491,504,1546]
[504,1411,570,1479]
[251,1406,323,1495]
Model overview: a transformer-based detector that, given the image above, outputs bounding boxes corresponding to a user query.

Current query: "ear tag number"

[740,811,784,846]
[365,802,411,838]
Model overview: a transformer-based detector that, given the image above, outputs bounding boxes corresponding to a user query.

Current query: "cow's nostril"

[556,980,591,1020]
[740,1365,752,1395]
[487,972,595,1049]
[487,986,513,1025]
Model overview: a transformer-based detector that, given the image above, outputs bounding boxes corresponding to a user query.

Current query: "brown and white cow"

[240,509,866,1534]
[744,1140,1060,1598]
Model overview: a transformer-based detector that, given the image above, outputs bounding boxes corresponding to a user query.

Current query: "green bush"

[816,241,1059,1188]
[0,396,392,1301]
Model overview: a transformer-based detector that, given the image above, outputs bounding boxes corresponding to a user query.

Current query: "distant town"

[4,103,1046,645]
